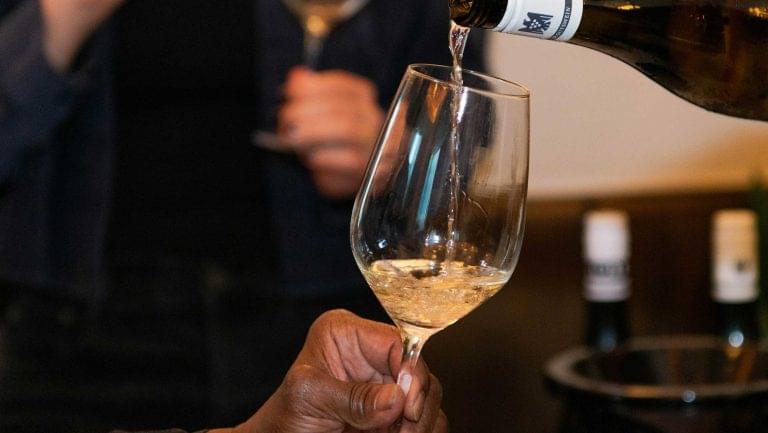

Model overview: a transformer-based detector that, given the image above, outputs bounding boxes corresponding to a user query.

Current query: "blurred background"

[424,35,768,433]
[491,34,768,198]
[4,1,768,431]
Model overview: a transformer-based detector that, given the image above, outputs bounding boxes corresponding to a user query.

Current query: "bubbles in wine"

[362,259,509,332]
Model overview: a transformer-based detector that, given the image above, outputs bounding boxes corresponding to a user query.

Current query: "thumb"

[315,375,405,430]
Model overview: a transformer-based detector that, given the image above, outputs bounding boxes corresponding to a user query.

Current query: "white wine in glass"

[351,64,530,391]
[362,259,510,333]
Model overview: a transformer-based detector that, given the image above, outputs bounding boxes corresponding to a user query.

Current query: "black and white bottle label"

[713,258,759,303]
[584,261,630,302]
[495,0,584,41]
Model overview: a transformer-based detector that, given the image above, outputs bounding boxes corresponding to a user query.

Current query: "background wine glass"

[282,0,369,68]
[252,0,371,151]
[351,64,530,392]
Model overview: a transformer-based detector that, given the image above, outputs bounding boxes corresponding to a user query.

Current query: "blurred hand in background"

[40,0,126,71]
[277,66,385,200]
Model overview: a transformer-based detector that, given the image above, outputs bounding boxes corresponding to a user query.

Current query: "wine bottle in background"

[583,209,630,352]
[750,180,768,338]
[449,0,768,121]
[712,209,761,346]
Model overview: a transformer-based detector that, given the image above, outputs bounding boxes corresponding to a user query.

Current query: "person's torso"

[108,0,450,297]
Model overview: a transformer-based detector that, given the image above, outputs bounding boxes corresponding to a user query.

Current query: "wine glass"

[252,0,370,151]
[351,64,529,392]
[282,0,369,68]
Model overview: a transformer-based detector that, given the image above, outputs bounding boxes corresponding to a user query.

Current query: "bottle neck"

[586,300,628,351]
[717,301,760,344]
[584,259,630,351]
[450,0,508,29]
[451,0,585,40]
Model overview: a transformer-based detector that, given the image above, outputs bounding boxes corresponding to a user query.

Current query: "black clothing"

[0,0,486,431]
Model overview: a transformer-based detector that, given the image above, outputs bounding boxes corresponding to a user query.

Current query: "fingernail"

[399,373,413,395]
[375,384,400,411]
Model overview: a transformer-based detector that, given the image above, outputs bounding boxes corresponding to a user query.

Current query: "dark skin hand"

[210,309,447,433]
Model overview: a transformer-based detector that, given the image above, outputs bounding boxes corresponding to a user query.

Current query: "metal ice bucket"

[545,335,768,433]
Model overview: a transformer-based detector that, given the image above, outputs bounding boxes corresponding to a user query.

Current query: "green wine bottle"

[450,0,768,120]
[583,209,631,352]
[712,209,761,346]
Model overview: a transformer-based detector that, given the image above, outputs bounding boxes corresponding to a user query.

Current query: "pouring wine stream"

[394,21,473,393]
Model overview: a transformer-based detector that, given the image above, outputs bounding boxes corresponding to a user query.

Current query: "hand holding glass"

[281,0,369,68]
[252,0,370,151]
[351,64,530,390]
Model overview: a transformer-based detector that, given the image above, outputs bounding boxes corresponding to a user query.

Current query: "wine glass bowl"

[351,64,529,378]
[281,0,370,67]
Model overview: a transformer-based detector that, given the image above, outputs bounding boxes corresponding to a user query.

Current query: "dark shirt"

[0,0,113,302]
[0,1,485,431]
[0,0,486,304]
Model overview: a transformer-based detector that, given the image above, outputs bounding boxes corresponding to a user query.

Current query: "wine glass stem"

[396,332,426,391]
[303,34,324,69]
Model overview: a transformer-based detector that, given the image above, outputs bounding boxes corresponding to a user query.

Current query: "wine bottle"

[449,0,768,121]
[712,209,761,346]
[583,209,630,351]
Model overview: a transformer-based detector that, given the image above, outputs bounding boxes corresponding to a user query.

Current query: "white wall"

[487,33,768,199]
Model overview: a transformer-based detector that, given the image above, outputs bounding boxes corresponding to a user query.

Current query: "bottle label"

[713,261,759,303]
[495,0,584,41]
[584,261,630,302]
[712,215,759,303]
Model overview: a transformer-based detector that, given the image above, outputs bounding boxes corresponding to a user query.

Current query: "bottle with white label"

[448,0,768,121]
[712,209,761,347]
[583,209,630,352]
